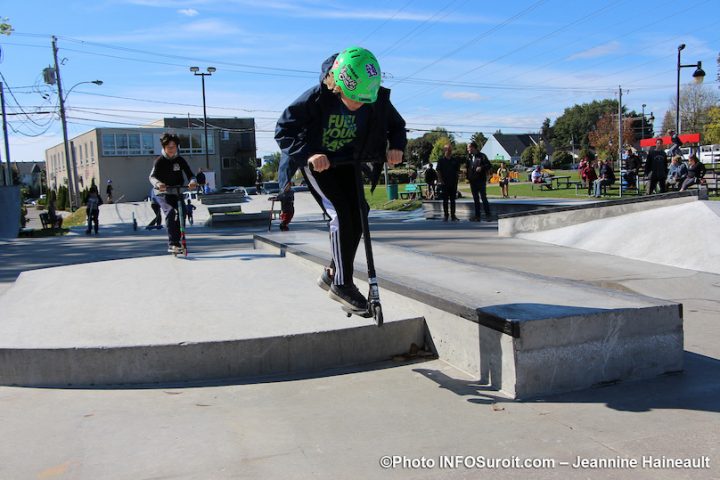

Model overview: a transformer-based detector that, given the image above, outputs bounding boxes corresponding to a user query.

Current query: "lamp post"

[676,43,706,135]
[190,66,215,170]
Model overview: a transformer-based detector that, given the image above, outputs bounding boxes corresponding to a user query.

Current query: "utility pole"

[52,35,76,210]
[0,81,12,186]
[618,86,623,198]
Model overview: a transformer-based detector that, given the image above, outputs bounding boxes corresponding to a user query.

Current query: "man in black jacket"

[645,138,668,195]
[437,144,461,221]
[466,142,492,221]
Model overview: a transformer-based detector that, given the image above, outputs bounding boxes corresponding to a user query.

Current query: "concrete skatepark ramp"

[0,250,426,387]
[517,200,720,275]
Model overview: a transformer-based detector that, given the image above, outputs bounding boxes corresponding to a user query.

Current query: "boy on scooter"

[275,46,406,313]
[149,133,197,254]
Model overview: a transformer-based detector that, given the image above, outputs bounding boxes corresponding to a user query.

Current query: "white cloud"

[442,91,484,101]
[178,8,199,17]
[567,41,621,61]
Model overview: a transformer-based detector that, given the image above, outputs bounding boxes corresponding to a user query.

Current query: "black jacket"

[645,149,668,179]
[149,154,195,194]
[437,156,460,186]
[466,152,491,183]
[275,54,407,193]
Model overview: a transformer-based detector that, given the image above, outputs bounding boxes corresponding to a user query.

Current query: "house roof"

[491,133,554,156]
[13,161,45,175]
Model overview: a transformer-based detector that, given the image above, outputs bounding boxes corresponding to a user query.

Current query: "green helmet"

[332,46,381,103]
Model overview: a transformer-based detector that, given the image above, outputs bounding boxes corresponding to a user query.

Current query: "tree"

[429,137,454,163]
[540,118,554,144]
[260,152,280,180]
[407,128,454,166]
[533,140,548,165]
[661,110,674,134]
[551,99,619,151]
[587,112,634,163]
[703,106,720,144]
[520,146,534,167]
[470,132,487,149]
[664,83,719,135]
[0,18,12,36]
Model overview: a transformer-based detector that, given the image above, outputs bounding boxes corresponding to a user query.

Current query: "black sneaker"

[317,268,333,291]
[329,284,368,312]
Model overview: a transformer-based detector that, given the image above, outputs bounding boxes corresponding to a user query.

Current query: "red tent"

[639,133,700,148]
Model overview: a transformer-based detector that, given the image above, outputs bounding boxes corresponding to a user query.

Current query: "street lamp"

[190,66,216,170]
[676,43,706,134]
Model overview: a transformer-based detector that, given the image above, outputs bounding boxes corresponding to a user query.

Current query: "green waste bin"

[386,183,398,200]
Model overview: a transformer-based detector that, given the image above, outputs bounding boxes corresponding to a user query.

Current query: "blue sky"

[1,0,718,163]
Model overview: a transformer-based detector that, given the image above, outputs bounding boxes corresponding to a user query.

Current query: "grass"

[62,207,91,227]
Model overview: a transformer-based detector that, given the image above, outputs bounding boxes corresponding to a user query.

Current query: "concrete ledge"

[210,212,267,226]
[254,232,684,399]
[422,197,596,220]
[207,204,243,214]
[0,251,429,387]
[499,190,703,237]
[0,319,426,387]
[200,193,247,205]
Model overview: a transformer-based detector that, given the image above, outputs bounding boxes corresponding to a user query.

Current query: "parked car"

[262,181,280,194]
[291,184,309,192]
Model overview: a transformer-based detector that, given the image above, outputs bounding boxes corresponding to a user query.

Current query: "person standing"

[466,141,492,221]
[645,138,668,195]
[274,46,405,312]
[255,169,263,194]
[149,133,198,254]
[185,198,196,226]
[85,184,103,235]
[497,162,509,198]
[146,187,163,230]
[106,180,114,204]
[423,163,437,199]
[196,168,206,195]
[437,143,460,221]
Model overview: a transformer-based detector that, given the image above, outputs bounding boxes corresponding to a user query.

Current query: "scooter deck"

[341,306,373,318]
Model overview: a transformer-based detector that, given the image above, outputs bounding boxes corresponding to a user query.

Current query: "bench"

[38,212,63,229]
[399,183,422,200]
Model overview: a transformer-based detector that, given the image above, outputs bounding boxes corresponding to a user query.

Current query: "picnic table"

[532,175,572,190]
[399,182,426,200]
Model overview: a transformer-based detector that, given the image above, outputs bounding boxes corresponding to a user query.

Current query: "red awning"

[640,133,700,148]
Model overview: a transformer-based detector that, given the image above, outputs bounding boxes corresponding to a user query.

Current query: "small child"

[185,198,196,226]
[275,46,406,312]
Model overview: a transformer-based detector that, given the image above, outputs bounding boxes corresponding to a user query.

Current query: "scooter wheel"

[346,312,352,318]
[374,304,383,327]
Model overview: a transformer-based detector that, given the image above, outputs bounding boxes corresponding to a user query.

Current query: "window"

[90,141,95,163]
[222,130,230,141]
[102,133,156,156]
[128,134,141,155]
[222,157,234,169]
[102,134,116,156]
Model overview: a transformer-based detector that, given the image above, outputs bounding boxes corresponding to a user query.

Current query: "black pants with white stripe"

[303,164,367,286]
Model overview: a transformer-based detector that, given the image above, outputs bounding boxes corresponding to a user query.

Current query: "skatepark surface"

[1,192,718,479]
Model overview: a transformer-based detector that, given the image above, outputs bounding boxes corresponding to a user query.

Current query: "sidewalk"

[0,198,718,479]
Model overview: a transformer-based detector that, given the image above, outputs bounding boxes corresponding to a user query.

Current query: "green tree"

[0,18,12,36]
[407,128,454,166]
[429,137,453,163]
[260,152,280,181]
[533,140,548,165]
[551,99,619,151]
[520,146,534,167]
[470,132,487,149]
[703,106,720,144]
[540,118,554,144]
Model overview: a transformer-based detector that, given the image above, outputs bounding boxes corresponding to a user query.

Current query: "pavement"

[0,192,719,479]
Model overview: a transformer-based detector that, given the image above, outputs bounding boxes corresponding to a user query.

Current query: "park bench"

[399,183,422,200]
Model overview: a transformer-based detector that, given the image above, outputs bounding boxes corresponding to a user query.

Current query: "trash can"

[386,183,398,200]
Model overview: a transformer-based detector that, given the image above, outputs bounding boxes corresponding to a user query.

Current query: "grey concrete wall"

[499,195,698,236]
[0,186,21,239]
